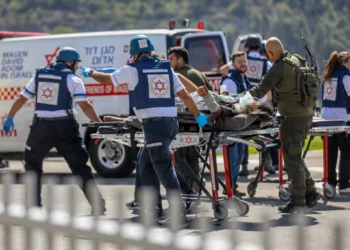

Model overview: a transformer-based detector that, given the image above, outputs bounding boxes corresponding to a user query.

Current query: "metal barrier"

[0,172,346,250]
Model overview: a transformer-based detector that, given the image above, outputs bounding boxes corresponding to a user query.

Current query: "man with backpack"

[245,37,322,213]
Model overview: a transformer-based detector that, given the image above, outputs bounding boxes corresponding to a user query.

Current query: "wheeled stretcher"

[83,113,282,220]
[277,118,350,202]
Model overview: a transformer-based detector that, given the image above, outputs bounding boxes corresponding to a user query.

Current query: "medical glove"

[82,67,92,78]
[3,116,14,135]
[195,113,208,128]
[96,68,117,73]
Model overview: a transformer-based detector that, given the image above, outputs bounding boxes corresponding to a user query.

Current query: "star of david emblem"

[42,87,54,99]
[185,136,192,144]
[250,65,257,73]
[139,40,147,47]
[326,87,333,95]
[154,80,166,93]
[45,47,60,66]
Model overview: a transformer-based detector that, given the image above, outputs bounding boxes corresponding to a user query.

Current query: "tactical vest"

[245,56,268,85]
[128,55,175,110]
[277,54,321,109]
[322,66,350,112]
[220,69,251,94]
[34,63,73,112]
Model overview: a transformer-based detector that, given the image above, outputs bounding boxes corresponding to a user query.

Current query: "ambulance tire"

[88,139,135,178]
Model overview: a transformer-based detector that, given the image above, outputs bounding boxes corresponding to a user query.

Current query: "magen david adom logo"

[149,75,170,98]
[37,82,59,105]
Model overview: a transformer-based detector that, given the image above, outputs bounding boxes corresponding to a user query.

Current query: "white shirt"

[221,76,247,94]
[110,65,184,121]
[21,74,88,117]
[321,75,350,120]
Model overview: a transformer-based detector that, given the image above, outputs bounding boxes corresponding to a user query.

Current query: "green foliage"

[0,0,348,66]
[51,26,75,34]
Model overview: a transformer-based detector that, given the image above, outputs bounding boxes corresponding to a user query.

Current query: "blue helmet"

[260,40,267,54]
[56,47,82,62]
[129,35,154,56]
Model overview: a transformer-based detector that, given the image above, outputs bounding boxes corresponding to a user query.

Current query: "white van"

[0,27,230,177]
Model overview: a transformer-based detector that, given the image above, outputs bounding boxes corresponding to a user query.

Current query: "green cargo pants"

[175,146,200,192]
[280,115,316,205]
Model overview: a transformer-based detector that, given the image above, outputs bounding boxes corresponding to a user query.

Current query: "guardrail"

[0,172,346,250]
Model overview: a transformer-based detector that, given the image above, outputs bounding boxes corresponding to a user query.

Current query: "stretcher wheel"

[214,204,228,220]
[233,200,249,216]
[279,188,291,201]
[323,187,336,199]
[247,182,257,197]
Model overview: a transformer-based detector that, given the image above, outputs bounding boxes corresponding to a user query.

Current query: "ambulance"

[0,21,233,177]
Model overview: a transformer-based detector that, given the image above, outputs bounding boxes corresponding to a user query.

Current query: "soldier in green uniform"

[246,37,322,212]
[168,46,213,192]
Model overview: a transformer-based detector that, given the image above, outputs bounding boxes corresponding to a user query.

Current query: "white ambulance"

[0,24,230,177]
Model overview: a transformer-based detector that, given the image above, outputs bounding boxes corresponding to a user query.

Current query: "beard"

[235,67,247,74]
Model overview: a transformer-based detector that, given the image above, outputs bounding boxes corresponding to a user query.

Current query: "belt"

[142,117,177,124]
[36,115,74,121]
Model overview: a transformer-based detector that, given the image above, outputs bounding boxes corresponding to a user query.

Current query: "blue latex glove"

[83,67,116,78]
[3,116,14,135]
[195,113,208,128]
[96,68,117,73]
[82,67,92,78]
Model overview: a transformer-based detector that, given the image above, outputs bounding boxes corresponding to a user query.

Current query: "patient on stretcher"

[191,86,275,131]
[102,86,275,132]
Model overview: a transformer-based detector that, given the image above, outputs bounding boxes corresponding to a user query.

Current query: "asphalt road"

[1,150,350,250]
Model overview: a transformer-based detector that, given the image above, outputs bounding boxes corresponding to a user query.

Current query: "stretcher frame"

[278,123,350,201]
[83,121,281,219]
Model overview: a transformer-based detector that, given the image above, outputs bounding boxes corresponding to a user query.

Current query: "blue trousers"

[229,143,245,186]
[139,117,182,209]
[134,152,194,202]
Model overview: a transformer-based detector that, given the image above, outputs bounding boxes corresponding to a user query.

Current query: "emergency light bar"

[168,19,205,30]
[198,21,204,30]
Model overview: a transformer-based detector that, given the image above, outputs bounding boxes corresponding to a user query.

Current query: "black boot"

[278,201,306,213]
[306,190,322,208]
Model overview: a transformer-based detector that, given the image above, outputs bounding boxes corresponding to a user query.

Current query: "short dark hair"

[167,46,189,64]
[231,51,246,62]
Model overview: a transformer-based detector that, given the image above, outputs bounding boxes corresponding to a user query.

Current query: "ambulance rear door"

[180,31,230,93]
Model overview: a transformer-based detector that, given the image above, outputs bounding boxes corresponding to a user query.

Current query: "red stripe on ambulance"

[85,83,128,96]
[0,83,129,100]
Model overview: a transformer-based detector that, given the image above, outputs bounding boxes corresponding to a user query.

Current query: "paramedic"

[167,46,212,192]
[83,35,207,225]
[220,51,251,197]
[321,51,350,194]
[2,47,106,215]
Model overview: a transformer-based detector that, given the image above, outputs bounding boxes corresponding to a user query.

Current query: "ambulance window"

[238,39,247,52]
[184,35,226,73]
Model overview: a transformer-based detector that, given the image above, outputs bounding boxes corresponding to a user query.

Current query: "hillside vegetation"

[1,0,348,66]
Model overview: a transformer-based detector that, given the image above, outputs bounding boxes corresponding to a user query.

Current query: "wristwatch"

[88,69,94,76]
